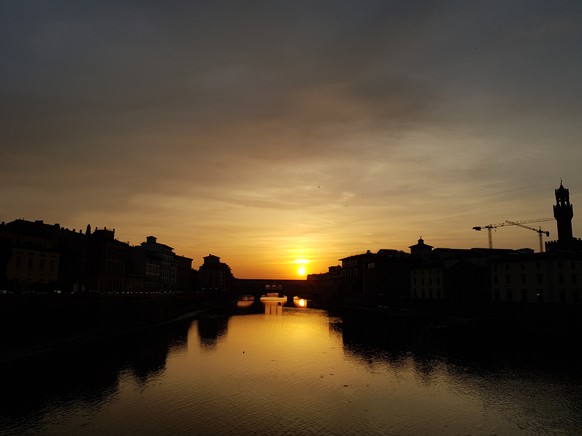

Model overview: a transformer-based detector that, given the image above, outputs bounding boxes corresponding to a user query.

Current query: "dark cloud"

[0,1,439,150]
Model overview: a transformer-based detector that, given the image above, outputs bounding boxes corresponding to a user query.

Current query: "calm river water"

[1,306,582,435]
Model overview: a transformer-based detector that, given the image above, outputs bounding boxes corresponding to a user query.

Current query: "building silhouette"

[340,249,416,305]
[546,181,582,252]
[87,228,128,293]
[2,181,581,304]
[0,220,199,293]
[198,254,234,291]
[139,236,176,292]
[340,182,582,307]
[0,220,74,292]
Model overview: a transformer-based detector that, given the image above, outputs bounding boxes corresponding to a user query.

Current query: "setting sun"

[294,258,310,277]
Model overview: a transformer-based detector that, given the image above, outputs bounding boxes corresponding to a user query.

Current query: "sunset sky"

[2,1,582,278]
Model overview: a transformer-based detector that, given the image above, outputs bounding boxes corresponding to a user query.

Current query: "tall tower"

[553,181,573,242]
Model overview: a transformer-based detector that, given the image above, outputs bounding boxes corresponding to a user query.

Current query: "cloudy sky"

[1,1,582,278]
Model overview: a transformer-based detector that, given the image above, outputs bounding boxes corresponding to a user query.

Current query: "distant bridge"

[231,278,309,296]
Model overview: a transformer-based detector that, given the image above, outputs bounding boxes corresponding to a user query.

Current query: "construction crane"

[473,217,553,250]
[472,222,510,249]
[505,220,551,253]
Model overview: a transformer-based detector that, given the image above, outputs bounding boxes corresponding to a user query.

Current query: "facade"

[0,220,62,292]
[490,253,582,304]
[87,228,128,293]
[140,236,176,291]
[175,254,194,292]
[199,254,233,291]
[128,237,194,292]
[5,247,60,291]
[410,262,444,300]
[340,249,415,304]
[126,246,148,292]
[0,220,198,294]
[306,266,342,294]
[410,246,525,303]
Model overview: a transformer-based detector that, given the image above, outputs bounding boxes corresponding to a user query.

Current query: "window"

[521,289,528,303]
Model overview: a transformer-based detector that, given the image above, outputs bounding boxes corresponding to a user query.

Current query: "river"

[1,305,581,435]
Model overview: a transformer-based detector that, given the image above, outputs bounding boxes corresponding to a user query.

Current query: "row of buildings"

[0,220,233,293]
[308,182,582,306]
[3,181,581,306]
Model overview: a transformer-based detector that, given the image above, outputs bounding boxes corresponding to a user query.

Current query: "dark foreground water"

[1,306,581,435]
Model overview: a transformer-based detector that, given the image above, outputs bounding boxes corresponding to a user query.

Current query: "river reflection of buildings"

[334,313,582,432]
[0,319,190,431]
[336,309,582,376]
[195,315,230,350]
